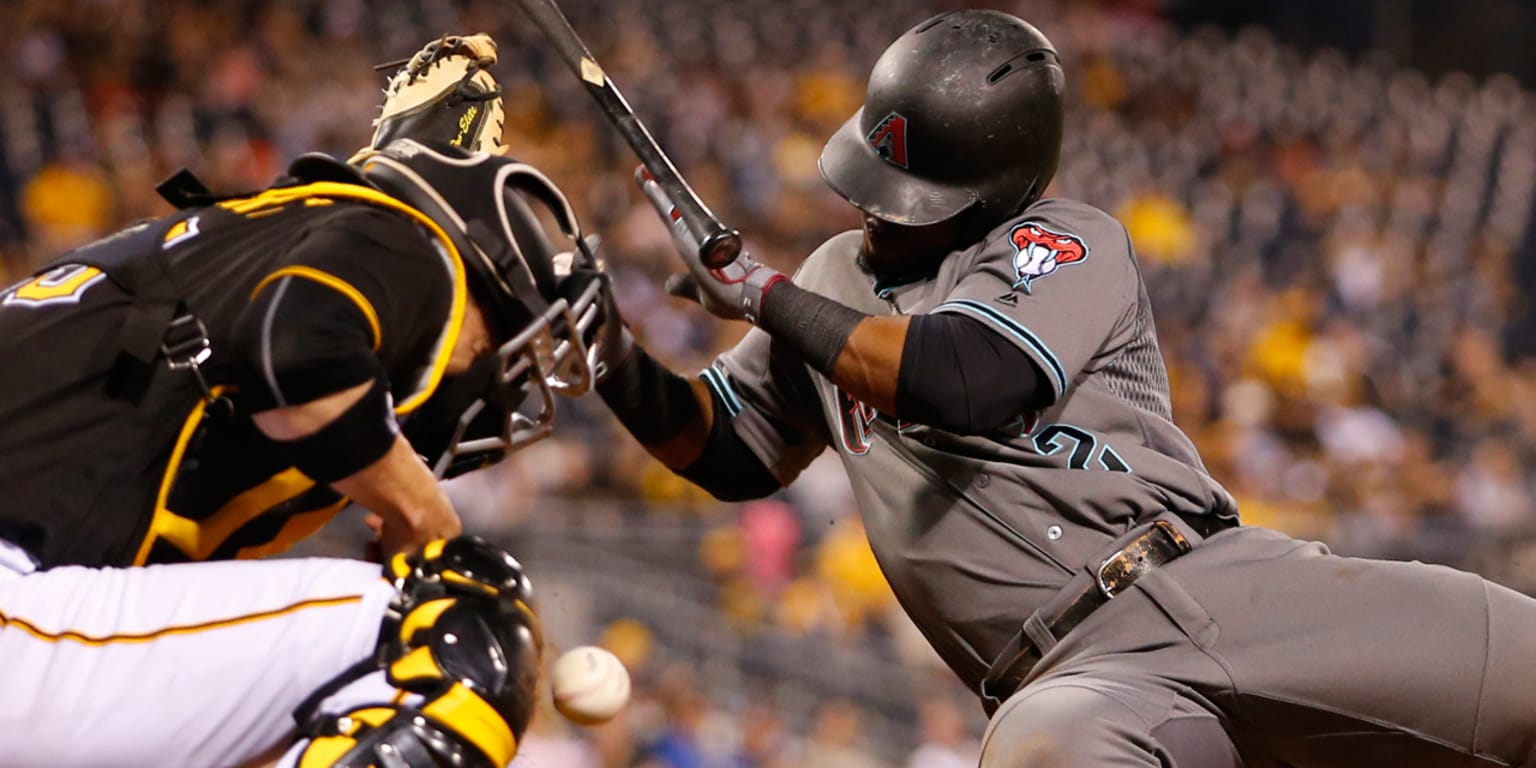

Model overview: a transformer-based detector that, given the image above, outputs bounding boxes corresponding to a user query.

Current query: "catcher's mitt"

[358,33,505,159]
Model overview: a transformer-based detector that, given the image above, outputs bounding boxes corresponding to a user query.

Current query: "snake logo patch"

[1009,222,1089,293]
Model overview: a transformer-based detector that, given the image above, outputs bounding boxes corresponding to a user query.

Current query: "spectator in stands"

[904,699,980,768]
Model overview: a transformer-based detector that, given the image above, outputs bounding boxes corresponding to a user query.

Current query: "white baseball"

[550,645,631,725]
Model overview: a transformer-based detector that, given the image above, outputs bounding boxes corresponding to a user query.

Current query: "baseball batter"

[583,11,1536,767]
[0,37,603,768]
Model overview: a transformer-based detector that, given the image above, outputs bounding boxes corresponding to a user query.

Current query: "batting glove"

[635,167,784,322]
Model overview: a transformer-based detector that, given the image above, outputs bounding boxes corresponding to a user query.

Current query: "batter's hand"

[635,167,784,322]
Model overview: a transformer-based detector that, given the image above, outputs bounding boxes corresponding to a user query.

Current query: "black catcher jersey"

[0,182,467,568]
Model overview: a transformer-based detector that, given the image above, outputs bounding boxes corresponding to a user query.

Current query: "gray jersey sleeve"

[930,199,1139,402]
[708,327,831,485]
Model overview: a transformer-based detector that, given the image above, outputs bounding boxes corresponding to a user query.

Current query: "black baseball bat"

[512,0,743,269]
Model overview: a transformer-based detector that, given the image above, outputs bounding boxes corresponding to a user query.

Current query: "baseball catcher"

[0,34,605,768]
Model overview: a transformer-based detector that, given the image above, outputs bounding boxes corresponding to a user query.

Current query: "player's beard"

[857,213,968,284]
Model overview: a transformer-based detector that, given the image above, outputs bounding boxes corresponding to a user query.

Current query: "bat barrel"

[517,0,742,267]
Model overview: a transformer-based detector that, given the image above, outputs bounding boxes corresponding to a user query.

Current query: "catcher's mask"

[356,139,602,476]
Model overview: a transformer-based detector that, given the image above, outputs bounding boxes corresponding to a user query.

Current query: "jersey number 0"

[1,264,108,309]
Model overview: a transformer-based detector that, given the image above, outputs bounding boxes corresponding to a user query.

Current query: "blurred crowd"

[515,691,980,768]
[510,629,981,768]
[6,0,1536,764]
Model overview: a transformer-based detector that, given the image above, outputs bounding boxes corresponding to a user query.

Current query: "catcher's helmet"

[820,10,1065,230]
[354,139,602,475]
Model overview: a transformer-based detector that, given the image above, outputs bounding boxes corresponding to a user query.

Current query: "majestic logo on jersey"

[866,112,910,169]
[1,264,107,308]
[1009,222,1089,293]
[836,387,880,455]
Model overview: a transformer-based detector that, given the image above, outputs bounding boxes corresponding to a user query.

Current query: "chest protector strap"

[35,209,205,404]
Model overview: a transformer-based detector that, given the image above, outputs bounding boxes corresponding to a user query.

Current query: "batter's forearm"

[596,343,715,470]
[756,282,904,412]
[756,284,1049,434]
[831,315,908,413]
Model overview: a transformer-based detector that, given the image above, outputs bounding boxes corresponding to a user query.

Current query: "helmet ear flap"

[464,218,545,341]
[499,189,559,299]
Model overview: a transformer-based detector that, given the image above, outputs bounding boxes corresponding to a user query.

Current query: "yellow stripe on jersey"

[132,391,221,566]
[215,181,467,414]
[0,593,363,645]
[130,390,344,566]
[232,498,349,561]
[153,467,312,562]
[252,266,384,351]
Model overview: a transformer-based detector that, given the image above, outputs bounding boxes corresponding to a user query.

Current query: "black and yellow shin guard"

[294,536,542,768]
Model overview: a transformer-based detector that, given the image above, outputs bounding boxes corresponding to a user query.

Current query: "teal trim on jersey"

[700,366,744,417]
[1098,444,1133,473]
[935,299,1068,393]
[716,368,746,415]
[872,272,929,300]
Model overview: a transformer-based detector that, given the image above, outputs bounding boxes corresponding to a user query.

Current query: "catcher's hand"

[356,33,505,159]
[554,237,634,383]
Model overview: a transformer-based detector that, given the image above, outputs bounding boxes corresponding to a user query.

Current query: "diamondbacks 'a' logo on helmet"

[1009,222,1088,292]
[866,112,910,169]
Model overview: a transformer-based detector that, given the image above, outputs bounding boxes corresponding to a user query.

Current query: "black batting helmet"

[820,10,1065,231]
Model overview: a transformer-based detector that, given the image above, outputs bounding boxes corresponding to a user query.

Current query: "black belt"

[980,516,1212,713]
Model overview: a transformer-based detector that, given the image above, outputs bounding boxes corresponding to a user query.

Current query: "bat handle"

[698,229,743,270]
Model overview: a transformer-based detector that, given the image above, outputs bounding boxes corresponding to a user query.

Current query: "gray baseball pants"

[981,526,1536,767]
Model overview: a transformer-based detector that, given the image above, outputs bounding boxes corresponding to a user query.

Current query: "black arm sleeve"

[235,277,384,411]
[676,384,782,502]
[595,343,704,446]
[596,344,781,501]
[232,206,451,412]
[756,281,866,377]
[896,312,1055,434]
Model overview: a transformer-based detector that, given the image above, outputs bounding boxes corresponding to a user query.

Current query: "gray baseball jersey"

[709,198,1238,688]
